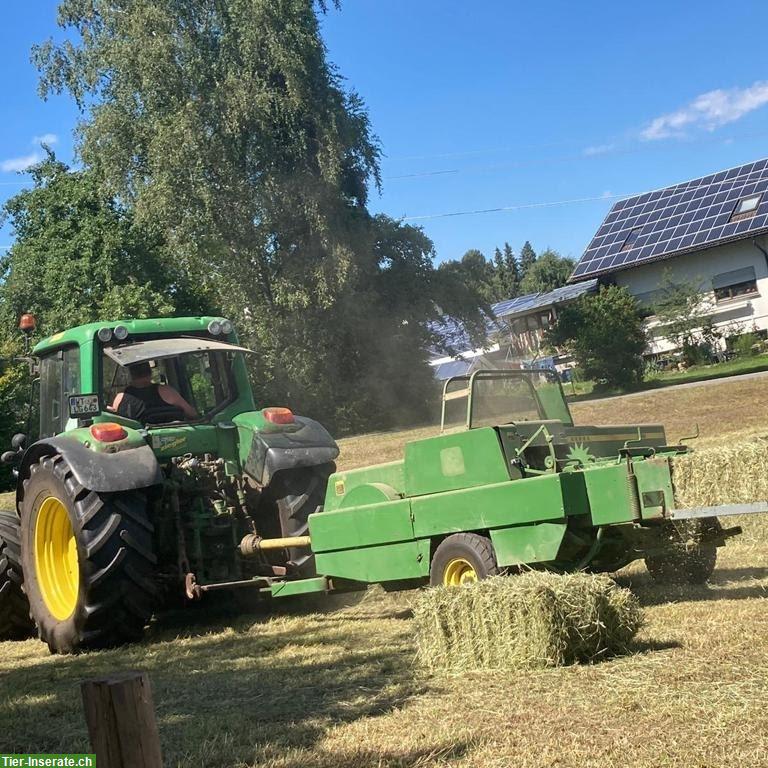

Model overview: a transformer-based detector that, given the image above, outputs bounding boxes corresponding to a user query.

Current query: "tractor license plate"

[69,393,101,419]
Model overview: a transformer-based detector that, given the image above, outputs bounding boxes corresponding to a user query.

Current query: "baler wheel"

[0,511,34,640]
[430,533,499,587]
[645,519,719,585]
[19,454,157,654]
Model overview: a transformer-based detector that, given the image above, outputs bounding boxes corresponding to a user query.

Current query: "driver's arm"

[158,385,199,420]
[107,392,124,413]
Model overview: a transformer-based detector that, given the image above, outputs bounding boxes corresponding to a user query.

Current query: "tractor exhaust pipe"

[239,534,312,557]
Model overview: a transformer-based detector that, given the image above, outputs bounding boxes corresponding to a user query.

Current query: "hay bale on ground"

[671,438,768,509]
[413,572,642,672]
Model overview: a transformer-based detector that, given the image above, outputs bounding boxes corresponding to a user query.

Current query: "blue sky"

[3,1,768,265]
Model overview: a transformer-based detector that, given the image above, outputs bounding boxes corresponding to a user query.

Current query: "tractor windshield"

[102,348,237,422]
[440,369,573,431]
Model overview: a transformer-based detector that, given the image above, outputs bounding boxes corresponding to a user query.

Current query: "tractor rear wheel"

[0,511,34,640]
[645,519,719,585]
[19,454,157,654]
[430,533,499,587]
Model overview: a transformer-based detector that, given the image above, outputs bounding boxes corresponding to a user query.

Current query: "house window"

[712,266,758,302]
[730,194,762,222]
[621,228,642,251]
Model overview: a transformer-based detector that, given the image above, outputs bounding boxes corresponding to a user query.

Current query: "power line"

[383,128,768,183]
[401,192,638,222]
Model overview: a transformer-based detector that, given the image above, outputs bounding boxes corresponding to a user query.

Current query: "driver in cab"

[109,361,199,422]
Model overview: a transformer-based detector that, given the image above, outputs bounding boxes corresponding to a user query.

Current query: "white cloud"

[1,152,42,173]
[641,81,768,140]
[32,133,58,146]
[583,143,615,156]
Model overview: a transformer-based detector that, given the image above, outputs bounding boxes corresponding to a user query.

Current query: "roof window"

[731,194,762,222]
[620,228,642,251]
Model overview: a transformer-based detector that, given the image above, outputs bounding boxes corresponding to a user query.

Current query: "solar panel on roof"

[573,158,768,282]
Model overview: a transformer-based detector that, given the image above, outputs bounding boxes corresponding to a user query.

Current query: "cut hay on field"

[413,572,642,672]
[671,438,768,509]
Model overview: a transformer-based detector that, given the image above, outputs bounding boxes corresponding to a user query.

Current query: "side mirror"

[11,433,27,451]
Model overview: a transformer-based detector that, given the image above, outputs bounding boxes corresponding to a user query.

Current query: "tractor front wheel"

[645,519,719,585]
[0,511,34,640]
[20,454,157,654]
[430,533,499,587]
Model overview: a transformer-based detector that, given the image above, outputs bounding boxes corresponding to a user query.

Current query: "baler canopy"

[440,369,573,431]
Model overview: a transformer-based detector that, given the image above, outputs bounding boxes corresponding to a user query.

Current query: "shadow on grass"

[631,638,683,654]
[1,596,428,765]
[616,566,768,607]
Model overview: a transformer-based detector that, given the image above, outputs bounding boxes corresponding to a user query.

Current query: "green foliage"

[437,250,498,308]
[493,242,521,299]
[518,241,537,277]
[732,332,762,358]
[34,0,486,434]
[546,286,646,388]
[519,249,574,294]
[0,155,210,338]
[0,361,31,488]
[652,269,715,357]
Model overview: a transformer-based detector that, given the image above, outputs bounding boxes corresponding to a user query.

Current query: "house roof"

[570,158,768,283]
[428,279,598,360]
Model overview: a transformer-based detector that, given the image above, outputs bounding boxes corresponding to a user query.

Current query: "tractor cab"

[32,318,256,438]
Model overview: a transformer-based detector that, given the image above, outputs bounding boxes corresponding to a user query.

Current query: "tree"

[34,0,484,433]
[0,155,208,338]
[518,241,537,278]
[437,250,497,307]
[652,270,716,365]
[492,242,521,299]
[546,286,646,388]
[519,249,575,294]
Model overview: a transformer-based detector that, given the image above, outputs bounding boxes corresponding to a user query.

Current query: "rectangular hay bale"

[412,572,641,672]
[670,439,768,509]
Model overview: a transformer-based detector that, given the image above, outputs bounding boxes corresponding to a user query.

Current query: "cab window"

[39,346,80,438]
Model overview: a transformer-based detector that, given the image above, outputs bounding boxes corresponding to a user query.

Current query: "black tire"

[645,519,719,585]
[0,511,34,640]
[430,532,499,587]
[269,463,335,577]
[19,454,157,654]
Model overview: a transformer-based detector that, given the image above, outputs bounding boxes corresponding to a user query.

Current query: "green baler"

[307,369,745,588]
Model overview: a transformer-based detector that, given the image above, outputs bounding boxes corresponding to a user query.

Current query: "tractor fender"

[17,436,163,508]
[243,416,339,486]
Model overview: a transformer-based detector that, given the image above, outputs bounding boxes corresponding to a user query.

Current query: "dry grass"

[413,573,642,671]
[2,376,768,766]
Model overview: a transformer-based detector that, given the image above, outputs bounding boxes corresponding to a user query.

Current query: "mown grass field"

[2,376,768,767]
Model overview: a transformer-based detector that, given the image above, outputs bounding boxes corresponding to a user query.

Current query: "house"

[429,280,597,380]
[570,158,768,356]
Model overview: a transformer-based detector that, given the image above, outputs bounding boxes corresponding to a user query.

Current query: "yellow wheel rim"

[443,557,478,587]
[34,496,79,620]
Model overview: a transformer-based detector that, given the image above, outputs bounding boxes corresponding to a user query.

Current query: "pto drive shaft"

[239,534,312,556]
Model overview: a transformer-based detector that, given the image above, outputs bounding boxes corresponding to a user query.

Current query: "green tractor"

[0,316,338,653]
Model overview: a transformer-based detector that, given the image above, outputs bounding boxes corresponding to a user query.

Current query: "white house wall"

[613,234,768,355]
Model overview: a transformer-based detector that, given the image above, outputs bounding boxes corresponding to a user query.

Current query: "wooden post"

[81,671,163,768]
